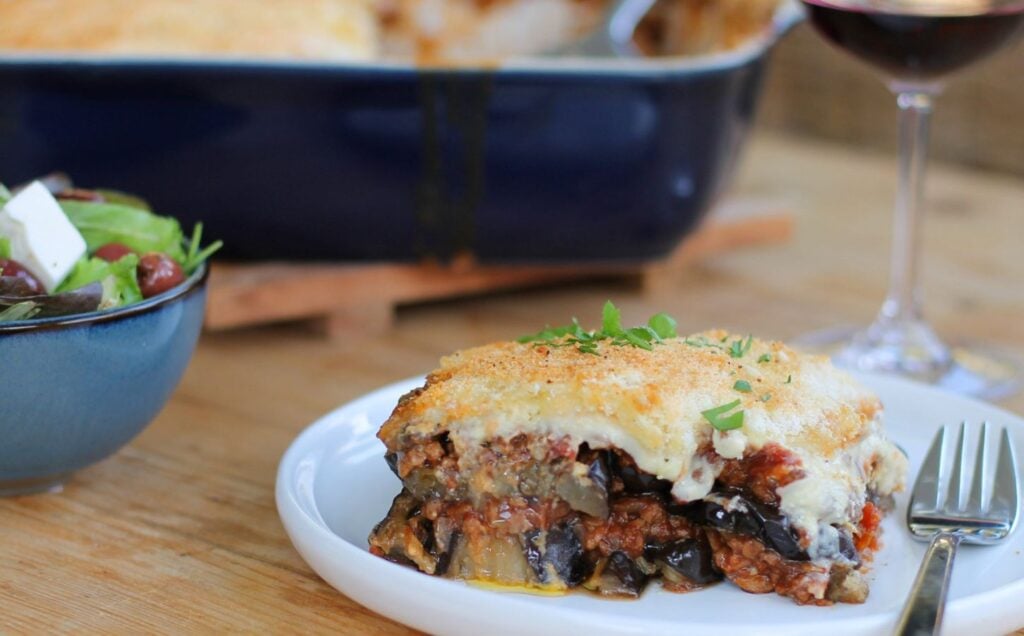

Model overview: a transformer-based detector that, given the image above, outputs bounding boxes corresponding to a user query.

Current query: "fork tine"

[965,422,989,513]
[912,426,946,512]
[945,422,967,510]
[990,428,1019,522]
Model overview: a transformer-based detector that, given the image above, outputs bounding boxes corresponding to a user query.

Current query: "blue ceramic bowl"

[0,4,801,263]
[0,265,208,496]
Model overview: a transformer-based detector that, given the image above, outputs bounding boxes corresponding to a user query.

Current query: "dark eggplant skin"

[434,531,459,576]
[586,454,610,496]
[836,528,859,564]
[417,517,435,553]
[600,551,649,597]
[381,552,419,569]
[547,523,589,586]
[685,491,809,561]
[523,531,544,579]
[610,451,673,496]
[384,452,400,478]
[646,536,722,585]
[523,522,590,587]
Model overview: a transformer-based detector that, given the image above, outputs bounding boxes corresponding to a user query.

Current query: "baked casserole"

[0,0,781,62]
[369,309,907,604]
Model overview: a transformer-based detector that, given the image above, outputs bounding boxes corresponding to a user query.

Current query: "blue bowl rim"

[0,261,208,334]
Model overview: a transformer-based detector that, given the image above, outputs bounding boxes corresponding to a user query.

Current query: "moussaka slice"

[369,306,907,605]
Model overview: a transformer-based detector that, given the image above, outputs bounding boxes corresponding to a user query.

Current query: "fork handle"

[895,532,962,636]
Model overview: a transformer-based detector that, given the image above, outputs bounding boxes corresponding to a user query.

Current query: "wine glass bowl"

[803,0,1024,79]
[795,0,1024,398]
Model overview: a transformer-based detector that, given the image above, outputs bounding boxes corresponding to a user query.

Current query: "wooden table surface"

[4,132,1023,634]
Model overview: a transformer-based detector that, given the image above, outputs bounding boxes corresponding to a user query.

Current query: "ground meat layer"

[370,434,881,604]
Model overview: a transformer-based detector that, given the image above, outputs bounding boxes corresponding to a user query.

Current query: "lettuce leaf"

[0,237,10,260]
[95,189,152,211]
[0,281,102,319]
[58,254,143,308]
[0,301,40,322]
[59,200,186,263]
[182,222,223,274]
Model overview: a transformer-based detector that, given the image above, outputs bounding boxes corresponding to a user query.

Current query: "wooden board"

[205,199,794,336]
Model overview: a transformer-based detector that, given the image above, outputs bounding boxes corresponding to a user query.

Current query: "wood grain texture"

[760,24,1024,177]
[2,132,1022,634]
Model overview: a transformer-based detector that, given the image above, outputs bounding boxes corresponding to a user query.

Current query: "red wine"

[801,1,1024,79]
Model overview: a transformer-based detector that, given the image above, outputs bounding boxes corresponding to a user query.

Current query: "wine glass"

[795,0,1024,398]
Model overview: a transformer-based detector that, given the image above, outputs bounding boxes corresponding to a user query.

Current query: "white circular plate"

[276,373,1024,636]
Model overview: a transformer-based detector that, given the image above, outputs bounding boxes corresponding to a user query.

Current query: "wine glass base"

[794,325,1021,401]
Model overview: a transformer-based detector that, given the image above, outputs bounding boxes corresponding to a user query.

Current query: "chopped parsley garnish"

[602,300,622,335]
[684,335,725,350]
[729,335,753,359]
[733,380,752,393]
[758,353,772,363]
[517,301,677,354]
[648,313,678,340]
[760,393,773,403]
[702,399,744,431]
[785,375,793,384]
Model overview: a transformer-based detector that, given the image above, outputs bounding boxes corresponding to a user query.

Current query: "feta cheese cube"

[0,181,87,292]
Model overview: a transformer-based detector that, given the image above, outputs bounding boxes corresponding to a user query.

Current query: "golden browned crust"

[380,330,880,459]
[0,0,378,60]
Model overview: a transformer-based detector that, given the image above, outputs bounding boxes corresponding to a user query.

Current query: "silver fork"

[896,422,1019,635]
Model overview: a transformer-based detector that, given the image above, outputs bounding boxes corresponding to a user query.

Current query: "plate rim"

[276,372,1024,635]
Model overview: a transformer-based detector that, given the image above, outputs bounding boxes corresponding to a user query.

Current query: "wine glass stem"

[881,89,937,325]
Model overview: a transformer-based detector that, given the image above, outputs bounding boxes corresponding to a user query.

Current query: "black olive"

[384,452,400,477]
[655,537,722,584]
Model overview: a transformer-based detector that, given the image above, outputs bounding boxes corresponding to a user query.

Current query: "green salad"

[0,177,221,322]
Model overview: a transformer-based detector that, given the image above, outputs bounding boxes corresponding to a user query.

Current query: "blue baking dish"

[0,3,800,263]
